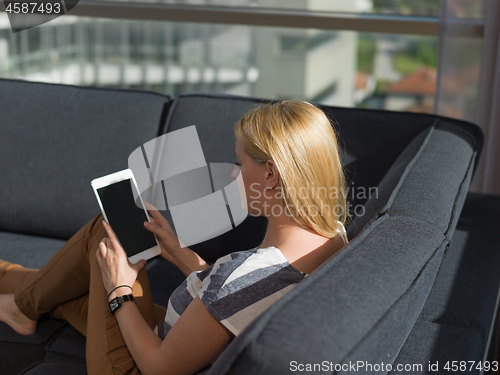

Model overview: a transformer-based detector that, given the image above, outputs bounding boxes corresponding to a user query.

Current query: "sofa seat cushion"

[44,325,86,364]
[0,230,87,375]
[0,231,66,270]
[19,361,86,375]
[0,318,70,375]
[392,192,500,372]
[390,319,484,373]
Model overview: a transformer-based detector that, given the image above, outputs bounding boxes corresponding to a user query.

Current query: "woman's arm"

[143,203,209,276]
[168,247,210,277]
[97,221,233,375]
[114,296,233,375]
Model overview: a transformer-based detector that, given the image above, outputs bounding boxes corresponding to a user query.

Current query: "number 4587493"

[5,2,62,14]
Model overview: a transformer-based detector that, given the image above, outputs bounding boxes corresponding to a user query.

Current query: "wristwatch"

[108,294,136,316]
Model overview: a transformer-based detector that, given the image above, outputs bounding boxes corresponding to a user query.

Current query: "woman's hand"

[96,221,146,300]
[143,202,183,264]
[143,202,209,276]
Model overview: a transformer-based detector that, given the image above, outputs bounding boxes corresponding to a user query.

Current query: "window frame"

[0,1,484,37]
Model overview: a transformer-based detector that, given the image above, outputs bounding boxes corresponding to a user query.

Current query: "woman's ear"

[264,160,279,189]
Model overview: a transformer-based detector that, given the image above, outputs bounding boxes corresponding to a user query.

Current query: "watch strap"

[108,294,136,316]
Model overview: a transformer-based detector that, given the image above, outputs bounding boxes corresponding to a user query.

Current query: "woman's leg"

[46,271,167,339]
[45,258,167,375]
[0,212,167,374]
[47,294,89,336]
[1,214,105,320]
[83,218,166,374]
[0,259,90,336]
[85,261,166,374]
[0,214,107,335]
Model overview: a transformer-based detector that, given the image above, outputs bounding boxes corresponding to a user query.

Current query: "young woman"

[0,100,350,375]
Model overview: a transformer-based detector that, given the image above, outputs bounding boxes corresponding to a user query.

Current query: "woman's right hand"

[143,202,183,265]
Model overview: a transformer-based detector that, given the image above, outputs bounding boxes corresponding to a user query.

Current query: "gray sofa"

[0,78,499,375]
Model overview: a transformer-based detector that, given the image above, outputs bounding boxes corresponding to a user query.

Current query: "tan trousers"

[0,213,167,375]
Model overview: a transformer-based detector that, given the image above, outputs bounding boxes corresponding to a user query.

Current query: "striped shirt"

[155,221,348,372]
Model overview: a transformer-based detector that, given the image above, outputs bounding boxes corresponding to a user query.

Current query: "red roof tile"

[385,67,436,96]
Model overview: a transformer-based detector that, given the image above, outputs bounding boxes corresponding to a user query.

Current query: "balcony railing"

[0,1,484,37]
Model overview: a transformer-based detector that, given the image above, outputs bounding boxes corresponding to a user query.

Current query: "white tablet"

[91,169,161,263]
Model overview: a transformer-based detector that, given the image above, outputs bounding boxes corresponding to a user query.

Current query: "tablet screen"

[97,179,157,258]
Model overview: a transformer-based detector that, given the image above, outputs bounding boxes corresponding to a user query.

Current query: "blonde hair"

[234,100,350,243]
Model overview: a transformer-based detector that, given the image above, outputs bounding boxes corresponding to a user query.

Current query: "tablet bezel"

[91,169,161,264]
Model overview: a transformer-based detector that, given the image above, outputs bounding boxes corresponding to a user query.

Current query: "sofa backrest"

[160,94,455,262]
[206,108,482,374]
[318,107,440,209]
[0,78,171,239]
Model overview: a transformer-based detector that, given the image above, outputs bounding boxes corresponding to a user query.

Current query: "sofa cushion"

[386,125,476,232]
[0,231,66,270]
[44,324,86,365]
[317,108,441,209]
[0,78,171,239]
[390,319,484,374]
[340,242,446,370]
[0,318,67,375]
[347,117,482,241]
[346,125,434,238]
[0,311,88,375]
[421,193,500,330]
[19,362,87,375]
[391,192,500,372]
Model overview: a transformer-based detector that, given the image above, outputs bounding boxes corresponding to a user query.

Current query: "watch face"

[109,299,119,315]
[109,295,135,315]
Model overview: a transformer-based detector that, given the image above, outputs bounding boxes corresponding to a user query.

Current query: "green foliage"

[357,34,376,74]
[394,54,422,75]
[412,39,437,66]
[374,79,392,97]
[394,38,437,75]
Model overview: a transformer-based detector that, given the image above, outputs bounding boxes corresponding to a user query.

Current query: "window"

[0,0,459,113]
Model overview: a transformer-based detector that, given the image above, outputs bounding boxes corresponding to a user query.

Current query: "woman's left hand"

[96,220,147,300]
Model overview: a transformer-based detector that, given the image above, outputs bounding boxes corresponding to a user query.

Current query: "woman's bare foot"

[0,293,37,335]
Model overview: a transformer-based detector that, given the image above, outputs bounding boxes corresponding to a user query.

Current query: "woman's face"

[232,141,267,217]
